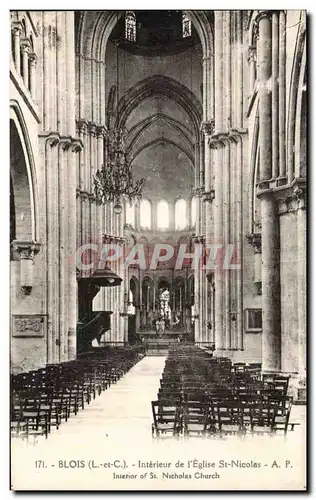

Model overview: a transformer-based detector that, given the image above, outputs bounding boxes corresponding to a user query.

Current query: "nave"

[11,350,306,491]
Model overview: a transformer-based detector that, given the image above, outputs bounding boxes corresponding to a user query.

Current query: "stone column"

[236,11,244,128]
[135,199,140,231]
[41,134,60,363]
[214,11,224,133]
[257,11,281,372]
[193,236,201,343]
[223,142,231,350]
[213,142,224,350]
[272,11,279,180]
[236,137,244,351]
[20,39,30,89]
[248,46,257,95]
[257,11,272,183]
[11,241,41,295]
[260,193,281,372]
[28,53,37,100]
[223,11,231,131]
[279,11,286,180]
[296,188,306,378]
[202,121,215,247]
[199,236,205,343]
[169,200,175,231]
[58,139,71,362]
[12,23,22,73]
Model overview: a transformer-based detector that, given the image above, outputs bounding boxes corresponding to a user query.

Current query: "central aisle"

[11,355,306,491]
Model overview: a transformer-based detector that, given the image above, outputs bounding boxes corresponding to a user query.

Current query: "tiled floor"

[11,356,307,491]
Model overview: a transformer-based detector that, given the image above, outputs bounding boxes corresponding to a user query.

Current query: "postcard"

[10,8,307,491]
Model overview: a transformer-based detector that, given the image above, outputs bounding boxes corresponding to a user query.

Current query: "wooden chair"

[151,400,182,438]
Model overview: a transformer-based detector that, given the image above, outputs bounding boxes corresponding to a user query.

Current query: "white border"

[1,3,314,499]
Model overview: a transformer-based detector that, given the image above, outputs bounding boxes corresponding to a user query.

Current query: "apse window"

[175,199,187,230]
[140,199,151,229]
[182,12,192,38]
[157,200,169,230]
[125,11,136,42]
[245,309,262,333]
[125,201,135,228]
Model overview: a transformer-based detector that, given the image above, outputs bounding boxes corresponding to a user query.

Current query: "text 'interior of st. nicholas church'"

[10,9,306,427]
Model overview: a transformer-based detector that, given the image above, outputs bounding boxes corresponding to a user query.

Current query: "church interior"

[10,10,307,448]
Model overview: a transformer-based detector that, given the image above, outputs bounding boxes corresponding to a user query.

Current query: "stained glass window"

[125,11,136,42]
[125,201,135,227]
[175,199,187,229]
[157,200,169,229]
[182,12,191,38]
[140,199,151,229]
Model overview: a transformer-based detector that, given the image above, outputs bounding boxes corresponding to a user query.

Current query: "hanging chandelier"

[94,127,145,214]
[94,18,145,215]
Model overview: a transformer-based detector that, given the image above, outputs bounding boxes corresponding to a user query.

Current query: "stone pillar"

[194,142,200,188]
[296,188,306,378]
[248,46,257,95]
[213,143,224,350]
[58,139,71,362]
[12,23,22,73]
[29,53,37,100]
[279,11,286,180]
[272,11,279,180]
[40,134,60,364]
[260,194,281,372]
[214,11,224,133]
[256,11,281,372]
[193,236,201,343]
[223,11,231,131]
[236,11,243,128]
[11,241,41,295]
[68,141,81,360]
[20,39,30,89]
[202,120,215,248]
[135,199,140,231]
[257,11,272,183]
[235,137,244,351]
[223,142,231,350]
[169,200,175,231]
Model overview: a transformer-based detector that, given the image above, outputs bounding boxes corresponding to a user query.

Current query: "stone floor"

[11,356,307,491]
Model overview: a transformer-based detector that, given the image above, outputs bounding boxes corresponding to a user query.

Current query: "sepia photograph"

[9,7,307,492]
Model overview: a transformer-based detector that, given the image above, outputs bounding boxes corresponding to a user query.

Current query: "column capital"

[201,119,215,137]
[12,21,23,35]
[192,187,204,198]
[29,52,38,65]
[246,232,262,253]
[96,125,107,138]
[203,189,215,202]
[71,138,84,153]
[270,178,307,213]
[191,235,205,244]
[87,122,97,136]
[248,45,257,63]
[20,37,31,53]
[76,119,89,135]
[59,136,72,151]
[254,10,272,26]
[11,240,41,260]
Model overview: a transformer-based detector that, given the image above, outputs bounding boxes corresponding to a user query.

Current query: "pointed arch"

[132,137,194,168]
[287,13,306,182]
[10,100,38,241]
[128,113,194,155]
[115,74,202,139]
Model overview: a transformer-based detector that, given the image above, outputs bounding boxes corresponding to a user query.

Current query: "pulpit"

[77,266,122,353]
